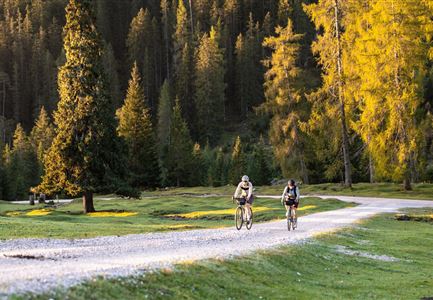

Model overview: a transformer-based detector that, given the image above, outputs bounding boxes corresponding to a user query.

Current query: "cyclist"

[281,179,300,217]
[232,175,254,223]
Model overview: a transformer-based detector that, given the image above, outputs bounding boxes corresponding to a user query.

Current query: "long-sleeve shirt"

[281,185,300,202]
[234,182,253,199]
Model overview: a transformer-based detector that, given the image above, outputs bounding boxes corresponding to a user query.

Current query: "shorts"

[285,199,299,208]
[238,195,254,205]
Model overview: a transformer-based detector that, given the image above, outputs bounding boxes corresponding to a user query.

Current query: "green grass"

[15,208,433,300]
[0,196,351,240]
[143,182,433,200]
[257,182,433,200]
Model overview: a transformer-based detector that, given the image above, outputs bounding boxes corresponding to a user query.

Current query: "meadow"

[14,208,433,300]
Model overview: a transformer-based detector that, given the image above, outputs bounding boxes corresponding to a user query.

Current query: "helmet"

[288,179,295,186]
[241,175,249,182]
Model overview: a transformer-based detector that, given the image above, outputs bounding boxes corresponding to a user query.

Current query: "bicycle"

[233,197,253,230]
[284,198,298,231]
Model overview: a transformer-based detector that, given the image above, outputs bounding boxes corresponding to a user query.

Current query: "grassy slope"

[0,196,350,239]
[143,183,433,200]
[17,209,433,300]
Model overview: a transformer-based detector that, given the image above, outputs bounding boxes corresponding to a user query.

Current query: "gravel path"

[1,195,432,297]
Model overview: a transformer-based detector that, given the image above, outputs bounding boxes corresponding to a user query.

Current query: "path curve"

[1,195,432,296]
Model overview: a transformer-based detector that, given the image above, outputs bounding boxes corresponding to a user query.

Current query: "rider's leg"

[284,204,289,216]
[245,203,251,220]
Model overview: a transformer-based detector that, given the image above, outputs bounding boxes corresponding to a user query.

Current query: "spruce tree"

[190,142,207,186]
[4,124,38,200]
[30,107,55,178]
[228,136,246,185]
[247,137,272,186]
[194,26,226,144]
[157,80,172,154]
[166,99,194,186]
[117,63,160,188]
[39,0,128,213]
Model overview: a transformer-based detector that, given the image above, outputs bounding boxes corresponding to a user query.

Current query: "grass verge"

[0,196,351,239]
[142,183,433,200]
[15,208,433,300]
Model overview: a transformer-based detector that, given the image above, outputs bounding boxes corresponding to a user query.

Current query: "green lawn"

[143,182,433,200]
[0,195,351,240]
[15,209,433,300]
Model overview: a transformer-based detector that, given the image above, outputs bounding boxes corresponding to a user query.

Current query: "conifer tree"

[4,124,38,200]
[157,80,172,154]
[102,42,121,109]
[261,19,309,182]
[349,1,431,190]
[247,137,272,186]
[166,99,194,186]
[194,26,226,144]
[190,142,207,186]
[117,63,160,188]
[173,0,195,130]
[30,106,54,170]
[39,0,128,213]
[305,0,353,187]
[228,136,245,185]
[235,14,264,118]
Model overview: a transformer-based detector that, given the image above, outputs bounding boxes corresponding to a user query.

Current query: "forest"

[0,0,432,201]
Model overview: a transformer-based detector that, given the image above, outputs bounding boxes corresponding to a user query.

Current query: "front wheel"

[246,207,253,230]
[287,207,292,231]
[235,206,243,230]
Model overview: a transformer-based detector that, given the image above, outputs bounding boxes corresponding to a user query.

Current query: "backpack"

[287,185,297,199]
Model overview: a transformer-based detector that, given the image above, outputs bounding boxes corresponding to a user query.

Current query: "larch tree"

[261,19,309,183]
[304,0,353,187]
[194,26,226,144]
[39,0,128,213]
[349,0,431,190]
[117,62,160,188]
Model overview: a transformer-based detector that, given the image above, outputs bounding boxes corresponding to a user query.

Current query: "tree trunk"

[403,177,412,191]
[334,0,352,188]
[300,155,309,184]
[369,152,374,183]
[83,191,95,213]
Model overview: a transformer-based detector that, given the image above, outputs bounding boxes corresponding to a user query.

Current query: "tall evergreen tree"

[117,63,160,188]
[165,99,194,186]
[157,79,172,154]
[247,136,272,186]
[4,124,38,200]
[235,13,264,118]
[194,26,226,144]
[30,106,54,169]
[228,135,246,185]
[39,0,128,213]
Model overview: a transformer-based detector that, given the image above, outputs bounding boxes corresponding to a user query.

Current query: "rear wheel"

[246,207,253,230]
[235,206,243,230]
[292,211,297,230]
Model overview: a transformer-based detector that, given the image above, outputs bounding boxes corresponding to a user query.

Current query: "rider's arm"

[281,186,288,202]
[234,182,241,198]
[296,186,300,202]
[247,182,253,199]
